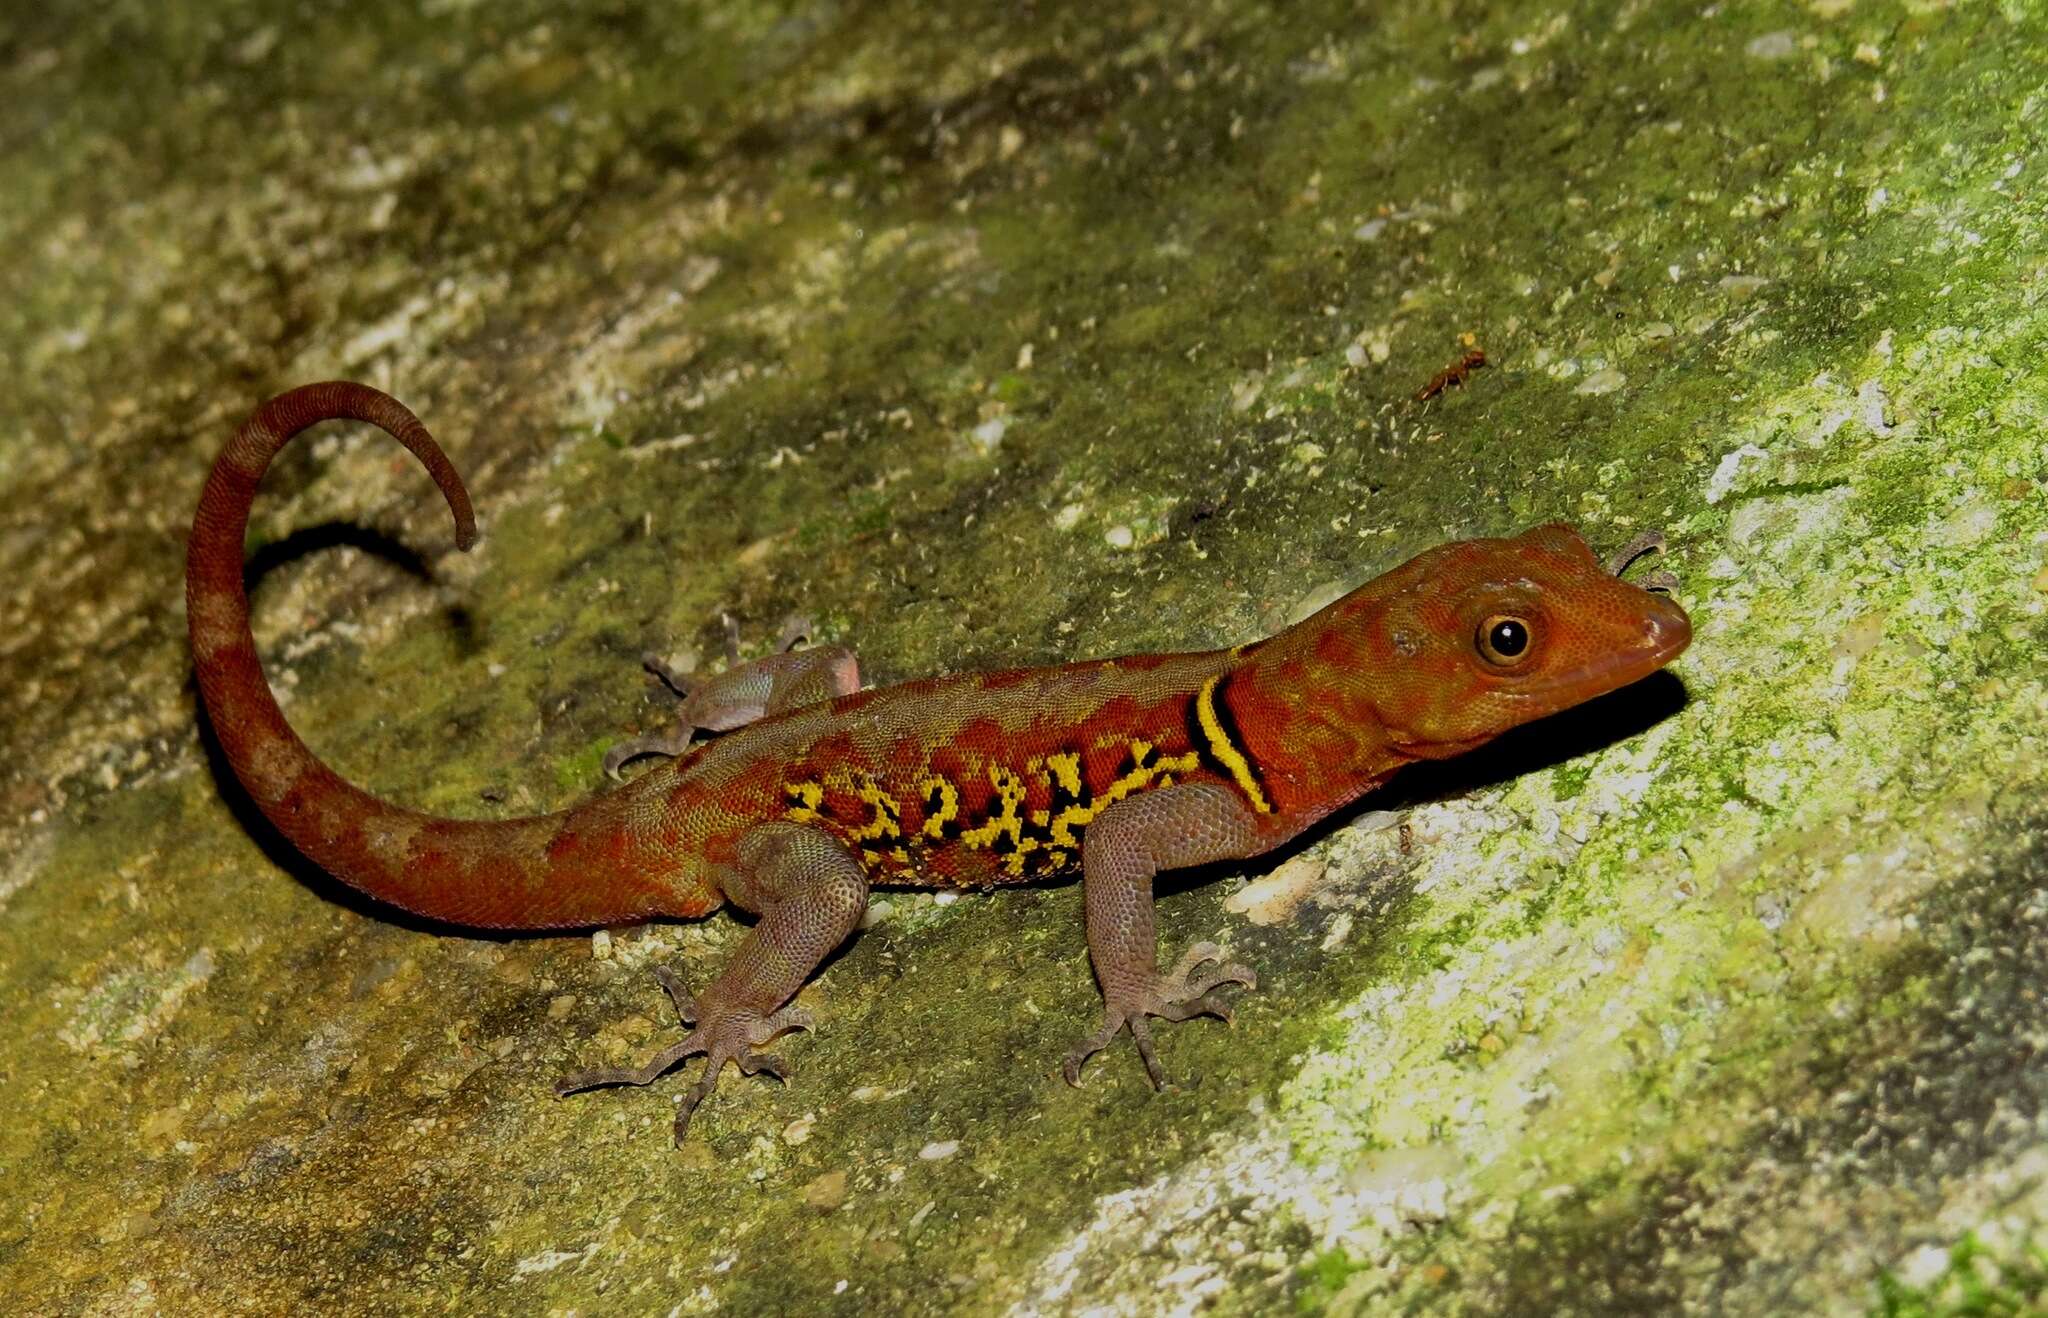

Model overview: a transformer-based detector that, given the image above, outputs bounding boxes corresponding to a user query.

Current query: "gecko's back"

[660,647,1247,889]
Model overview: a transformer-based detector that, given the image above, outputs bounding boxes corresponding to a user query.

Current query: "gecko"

[186,381,1692,1143]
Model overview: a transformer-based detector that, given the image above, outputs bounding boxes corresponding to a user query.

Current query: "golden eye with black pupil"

[1476,615,1533,666]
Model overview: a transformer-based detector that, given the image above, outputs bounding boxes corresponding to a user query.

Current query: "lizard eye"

[1476,615,1534,667]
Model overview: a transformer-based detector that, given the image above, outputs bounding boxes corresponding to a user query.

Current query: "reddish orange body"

[188,383,1691,1139]
[663,521,1683,895]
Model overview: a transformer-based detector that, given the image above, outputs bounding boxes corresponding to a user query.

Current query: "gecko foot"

[640,650,696,698]
[1061,942,1257,1089]
[554,965,813,1144]
[604,652,704,779]
[1606,530,1680,594]
[602,733,695,780]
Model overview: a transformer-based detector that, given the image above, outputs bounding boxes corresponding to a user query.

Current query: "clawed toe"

[651,965,695,1021]
[1061,1021,1121,1088]
[1156,991,1236,1026]
[1062,944,1259,1089]
[1167,941,1225,979]
[555,1069,628,1096]
[1185,964,1257,998]
[553,1035,698,1095]
[641,651,694,697]
[1165,943,1255,998]
[674,1073,719,1143]
[737,1052,790,1080]
[603,734,693,780]
[554,966,815,1143]
[1639,568,1681,594]
[756,1005,814,1039]
[1607,530,1681,595]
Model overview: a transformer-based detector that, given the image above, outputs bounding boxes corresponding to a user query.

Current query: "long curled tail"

[186,382,689,928]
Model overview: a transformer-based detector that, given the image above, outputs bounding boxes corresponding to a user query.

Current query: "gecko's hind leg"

[555,824,869,1142]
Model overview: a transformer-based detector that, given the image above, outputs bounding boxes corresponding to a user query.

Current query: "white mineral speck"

[1745,31,1796,61]
[1105,524,1136,549]
[970,417,1008,452]
[1856,378,1895,434]
[1706,444,1769,504]
[920,1140,960,1161]
[1896,1244,1950,1289]
[1227,856,1329,926]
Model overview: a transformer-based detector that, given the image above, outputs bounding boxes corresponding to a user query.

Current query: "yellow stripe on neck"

[1196,675,1272,814]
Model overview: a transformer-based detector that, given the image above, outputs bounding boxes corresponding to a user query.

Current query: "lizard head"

[1329,523,1691,758]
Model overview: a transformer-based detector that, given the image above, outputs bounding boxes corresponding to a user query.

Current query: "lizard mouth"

[1522,594,1692,703]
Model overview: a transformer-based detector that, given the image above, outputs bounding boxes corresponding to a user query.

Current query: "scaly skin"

[187,383,1693,1142]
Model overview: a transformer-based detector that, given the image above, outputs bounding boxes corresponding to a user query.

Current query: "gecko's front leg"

[1062,783,1264,1088]
[604,620,860,778]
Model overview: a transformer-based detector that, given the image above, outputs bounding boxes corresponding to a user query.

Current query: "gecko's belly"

[840,825,1085,889]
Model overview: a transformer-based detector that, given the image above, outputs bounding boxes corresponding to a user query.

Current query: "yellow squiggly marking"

[960,765,1028,849]
[919,776,959,839]
[800,738,1201,880]
[783,780,824,824]
[1043,740,1199,860]
[852,774,902,842]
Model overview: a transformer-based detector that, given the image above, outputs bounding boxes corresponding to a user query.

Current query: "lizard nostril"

[1642,598,1693,658]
